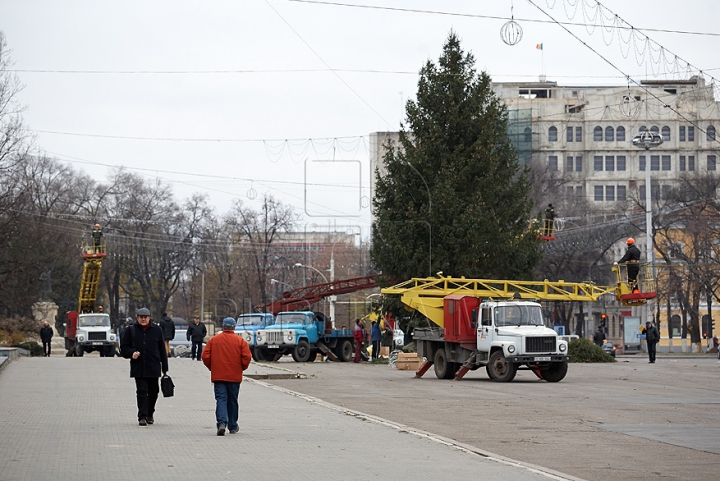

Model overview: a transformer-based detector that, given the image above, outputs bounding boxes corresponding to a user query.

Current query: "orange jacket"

[201,330,252,382]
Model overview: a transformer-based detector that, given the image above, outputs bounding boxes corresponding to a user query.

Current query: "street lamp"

[293,263,328,283]
[270,278,293,292]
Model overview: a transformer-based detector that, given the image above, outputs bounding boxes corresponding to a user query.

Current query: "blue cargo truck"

[234,313,275,362]
[253,311,356,362]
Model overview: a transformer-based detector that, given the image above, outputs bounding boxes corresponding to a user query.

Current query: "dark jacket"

[159,316,175,341]
[120,322,169,378]
[645,325,660,344]
[618,245,641,264]
[370,323,382,342]
[593,329,605,346]
[40,326,53,342]
[187,322,207,342]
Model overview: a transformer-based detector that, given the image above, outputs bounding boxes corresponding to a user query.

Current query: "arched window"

[524,127,532,142]
[650,126,659,134]
[670,314,681,338]
[593,126,603,141]
[548,126,558,142]
[661,126,671,141]
[707,125,716,141]
[639,126,647,132]
[605,126,614,142]
[616,126,626,141]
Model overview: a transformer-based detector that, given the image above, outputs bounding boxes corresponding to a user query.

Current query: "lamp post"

[270,278,293,292]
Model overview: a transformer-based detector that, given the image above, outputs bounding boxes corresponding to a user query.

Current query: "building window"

[651,155,660,171]
[688,126,695,141]
[707,125,716,141]
[594,156,603,171]
[679,126,685,141]
[689,155,695,171]
[566,186,574,196]
[548,126,558,142]
[605,156,615,171]
[680,155,686,171]
[708,155,717,171]
[548,155,558,171]
[617,185,627,201]
[575,126,582,142]
[566,126,573,142]
[640,126,647,132]
[594,185,604,201]
[605,126,614,142]
[662,155,671,171]
[575,156,582,172]
[524,127,532,142]
[606,185,615,201]
[662,185,671,199]
[594,126,603,142]
[639,155,646,171]
[566,156,574,171]
[661,126,671,141]
[617,155,626,171]
[616,126,626,141]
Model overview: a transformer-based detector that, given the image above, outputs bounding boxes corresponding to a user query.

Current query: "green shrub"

[15,341,43,357]
[568,337,615,363]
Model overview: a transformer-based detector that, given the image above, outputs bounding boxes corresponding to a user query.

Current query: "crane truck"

[64,238,116,357]
[382,269,655,382]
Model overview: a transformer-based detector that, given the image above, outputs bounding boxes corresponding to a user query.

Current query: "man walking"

[593,326,606,347]
[643,321,660,363]
[353,319,364,363]
[187,315,207,361]
[202,317,252,436]
[40,321,53,357]
[120,308,168,426]
[159,312,175,355]
[370,320,382,360]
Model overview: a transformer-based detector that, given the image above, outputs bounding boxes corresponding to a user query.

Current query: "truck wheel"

[254,349,268,362]
[251,349,263,362]
[292,340,311,362]
[542,361,568,382]
[487,351,516,382]
[76,345,84,357]
[335,340,354,362]
[433,348,456,379]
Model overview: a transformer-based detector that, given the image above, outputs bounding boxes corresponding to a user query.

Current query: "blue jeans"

[213,382,240,430]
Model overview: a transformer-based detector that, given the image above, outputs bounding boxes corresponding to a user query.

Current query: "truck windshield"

[238,315,265,326]
[276,313,309,324]
[79,315,110,327]
[494,305,544,327]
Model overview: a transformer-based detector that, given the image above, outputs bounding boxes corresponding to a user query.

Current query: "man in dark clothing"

[593,327,606,347]
[616,237,642,292]
[370,321,382,360]
[187,315,207,361]
[643,321,660,363]
[120,307,168,426]
[544,203,555,237]
[159,312,175,355]
[91,223,103,253]
[40,321,53,357]
[353,319,363,363]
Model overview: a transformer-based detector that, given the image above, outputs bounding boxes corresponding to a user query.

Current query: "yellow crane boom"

[78,240,106,313]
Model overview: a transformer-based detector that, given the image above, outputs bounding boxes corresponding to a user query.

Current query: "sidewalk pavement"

[0,356,586,481]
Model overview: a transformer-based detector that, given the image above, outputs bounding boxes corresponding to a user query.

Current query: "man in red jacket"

[202,317,252,436]
[353,318,364,363]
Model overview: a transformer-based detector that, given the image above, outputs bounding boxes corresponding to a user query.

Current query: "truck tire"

[76,345,84,357]
[252,348,264,362]
[487,351,516,382]
[542,361,568,382]
[433,348,456,379]
[292,340,311,362]
[335,340,354,362]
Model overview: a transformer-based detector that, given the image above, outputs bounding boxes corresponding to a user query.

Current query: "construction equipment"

[64,237,116,357]
[381,274,655,382]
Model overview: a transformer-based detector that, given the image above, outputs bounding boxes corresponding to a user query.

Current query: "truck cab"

[73,312,116,357]
[255,311,318,362]
[235,313,274,361]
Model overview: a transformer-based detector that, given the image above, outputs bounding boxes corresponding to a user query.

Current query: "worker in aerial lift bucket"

[615,237,641,293]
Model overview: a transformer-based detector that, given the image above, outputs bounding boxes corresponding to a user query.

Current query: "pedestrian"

[120,307,168,426]
[544,203,555,237]
[643,321,659,363]
[201,317,252,436]
[91,223,103,253]
[615,237,641,292]
[97,305,103,313]
[40,321,53,357]
[159,312,175,355]
[593,326,605,347]
[353,319,363,363]
[370,320,382,360]
[187,315,207,361]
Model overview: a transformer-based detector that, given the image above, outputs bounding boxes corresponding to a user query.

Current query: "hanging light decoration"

[500,3,523,46]
[620,92,640,118]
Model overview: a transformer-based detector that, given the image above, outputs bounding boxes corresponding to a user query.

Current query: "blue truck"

[253,311,356,362]
[234,313,275,362]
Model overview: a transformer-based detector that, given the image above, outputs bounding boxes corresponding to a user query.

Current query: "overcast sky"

[2,0,719,238]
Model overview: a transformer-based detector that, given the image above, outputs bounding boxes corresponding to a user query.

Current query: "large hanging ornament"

[501,19,523,46]
[620,93,640,117]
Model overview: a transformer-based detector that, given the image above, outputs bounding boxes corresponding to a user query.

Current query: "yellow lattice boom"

[77,240,106,313]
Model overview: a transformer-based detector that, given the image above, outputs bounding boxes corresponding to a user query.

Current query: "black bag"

[161,374,174,398]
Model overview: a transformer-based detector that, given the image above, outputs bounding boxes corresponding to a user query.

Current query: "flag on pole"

[536,43,543,50]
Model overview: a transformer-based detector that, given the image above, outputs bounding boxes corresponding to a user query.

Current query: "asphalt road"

[262,355,720,481]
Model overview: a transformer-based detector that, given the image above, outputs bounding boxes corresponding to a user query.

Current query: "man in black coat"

[616,237,642,291]
[158,312,175,356]
[120,308,169,426]
[643,321,660,364]
[40,321,53,357]
[187,315,207,361]
[593,327,606,347]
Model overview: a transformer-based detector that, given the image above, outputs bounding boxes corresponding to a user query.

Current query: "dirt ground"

[262,355,720,481]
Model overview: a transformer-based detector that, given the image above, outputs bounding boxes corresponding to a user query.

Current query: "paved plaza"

[0,355,585,481]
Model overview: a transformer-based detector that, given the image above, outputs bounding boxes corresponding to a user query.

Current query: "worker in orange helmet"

[615,237,641,292]
[92,223,103,253]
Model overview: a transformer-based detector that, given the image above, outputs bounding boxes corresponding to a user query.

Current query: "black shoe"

[147,417,154,425]
[217,424,226,436]
[229,428,239,434]
[139,419,147,426]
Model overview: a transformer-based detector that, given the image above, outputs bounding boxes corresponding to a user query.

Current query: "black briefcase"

[161,374,174,398]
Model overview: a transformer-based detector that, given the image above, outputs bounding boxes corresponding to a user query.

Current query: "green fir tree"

[371,32,542,282]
